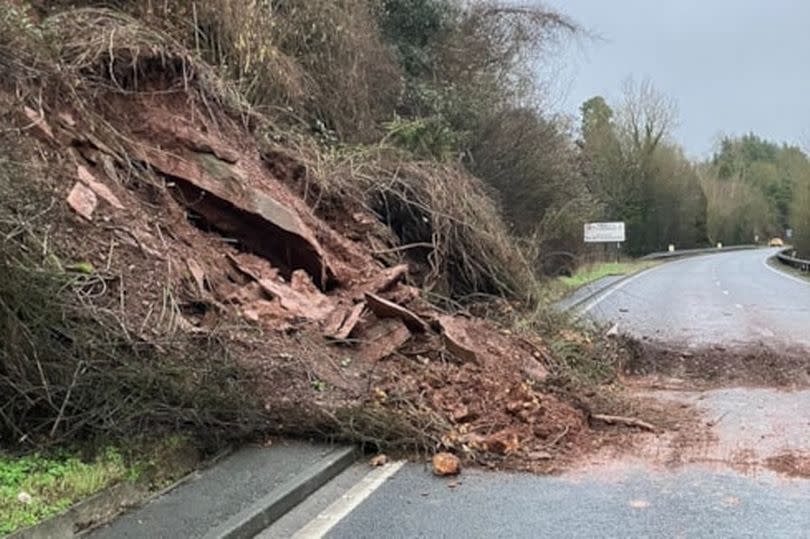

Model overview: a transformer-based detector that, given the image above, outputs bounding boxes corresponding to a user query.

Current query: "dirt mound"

[0,59,608,468]
[0,6,674,468]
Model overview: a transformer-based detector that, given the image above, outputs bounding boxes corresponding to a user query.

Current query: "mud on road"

[582,337,810,480]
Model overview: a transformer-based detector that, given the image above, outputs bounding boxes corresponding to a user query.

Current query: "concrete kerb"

[204,446,359,539]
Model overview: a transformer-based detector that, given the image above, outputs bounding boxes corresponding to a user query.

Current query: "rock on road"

[584,247,810,349]
[259,248,810,539]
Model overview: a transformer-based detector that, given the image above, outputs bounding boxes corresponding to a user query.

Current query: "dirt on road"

[572,337,810,480]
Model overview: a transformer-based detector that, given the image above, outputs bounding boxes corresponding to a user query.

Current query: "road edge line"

[291,460,406,539]
[762,254,810,287]
[566,248,764,317]
[204,446,359,539]
[575,256,701,318]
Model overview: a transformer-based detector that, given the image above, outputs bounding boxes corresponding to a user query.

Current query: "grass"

[559,260,658,290]
[0,437,193,536]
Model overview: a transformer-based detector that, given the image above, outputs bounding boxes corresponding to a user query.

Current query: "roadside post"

[584,222,626,262]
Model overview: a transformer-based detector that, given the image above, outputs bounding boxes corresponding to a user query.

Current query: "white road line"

[578,256,696,317]
[722,290,729,295]
[735,303,743,310]
[761,254,810,287]
[292,461,406,539]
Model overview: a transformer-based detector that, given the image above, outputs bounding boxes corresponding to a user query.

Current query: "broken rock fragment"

[365,292,428,332]
[77,165,124,209]
[354,318,411,363]
[67,182,97,220]
[483,428,521,455]
[437,315,478,363]
[186,258,207,295]
[359,264,409,296]
[141,146,337,288]
[323,302,366,340]
[22,106,55,142]
[432,452,461,476]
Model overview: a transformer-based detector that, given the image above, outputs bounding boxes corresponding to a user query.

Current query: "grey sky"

[545,0,810,158]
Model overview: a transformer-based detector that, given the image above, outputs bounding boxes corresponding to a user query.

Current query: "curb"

[556,275,626,313]
[203,446,359,539]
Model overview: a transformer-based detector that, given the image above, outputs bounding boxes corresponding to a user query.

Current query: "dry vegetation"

[0,0,653,477]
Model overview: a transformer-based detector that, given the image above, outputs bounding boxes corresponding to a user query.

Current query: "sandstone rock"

[432,452,461,476]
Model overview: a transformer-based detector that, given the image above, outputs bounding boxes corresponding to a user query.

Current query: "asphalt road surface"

[260,249,810,539]
[265,456,810,539]
[322,463,810,539]
[583,248,810,349]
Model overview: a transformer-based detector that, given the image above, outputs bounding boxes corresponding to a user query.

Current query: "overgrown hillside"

[1,0,648,473]
[2,0,808,476]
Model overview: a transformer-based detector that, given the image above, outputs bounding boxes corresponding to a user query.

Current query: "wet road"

[322,463,810,539]
[583,248,810,349]
[261,249,810,539]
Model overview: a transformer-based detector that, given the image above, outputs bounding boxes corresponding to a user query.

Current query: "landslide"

[0,4,649,470]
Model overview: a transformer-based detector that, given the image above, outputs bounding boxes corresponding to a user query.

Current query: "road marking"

[761,255,810,287]
[578,256,695,316]
[722,290,729,295]
[292,460,405,538]
[735,303,743,310]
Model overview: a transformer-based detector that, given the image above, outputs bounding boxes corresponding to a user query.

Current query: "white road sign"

[584,221,625,243]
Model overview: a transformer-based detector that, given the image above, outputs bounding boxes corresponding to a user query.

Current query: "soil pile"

[0,6,650,468]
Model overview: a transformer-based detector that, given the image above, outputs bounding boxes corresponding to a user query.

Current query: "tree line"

[371,1,810,262]
[52,0,805,266]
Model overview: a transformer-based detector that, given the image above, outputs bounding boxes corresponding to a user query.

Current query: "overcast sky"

[544,0,810,158]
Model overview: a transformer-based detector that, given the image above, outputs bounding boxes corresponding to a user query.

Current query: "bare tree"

[618,78,678,155]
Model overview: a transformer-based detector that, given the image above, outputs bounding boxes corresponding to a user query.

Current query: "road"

[260,249,810,539]
[583,248,810,349]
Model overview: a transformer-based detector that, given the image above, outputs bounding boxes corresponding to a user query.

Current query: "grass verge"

[559,260,658,290]
[0,436,196,536]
